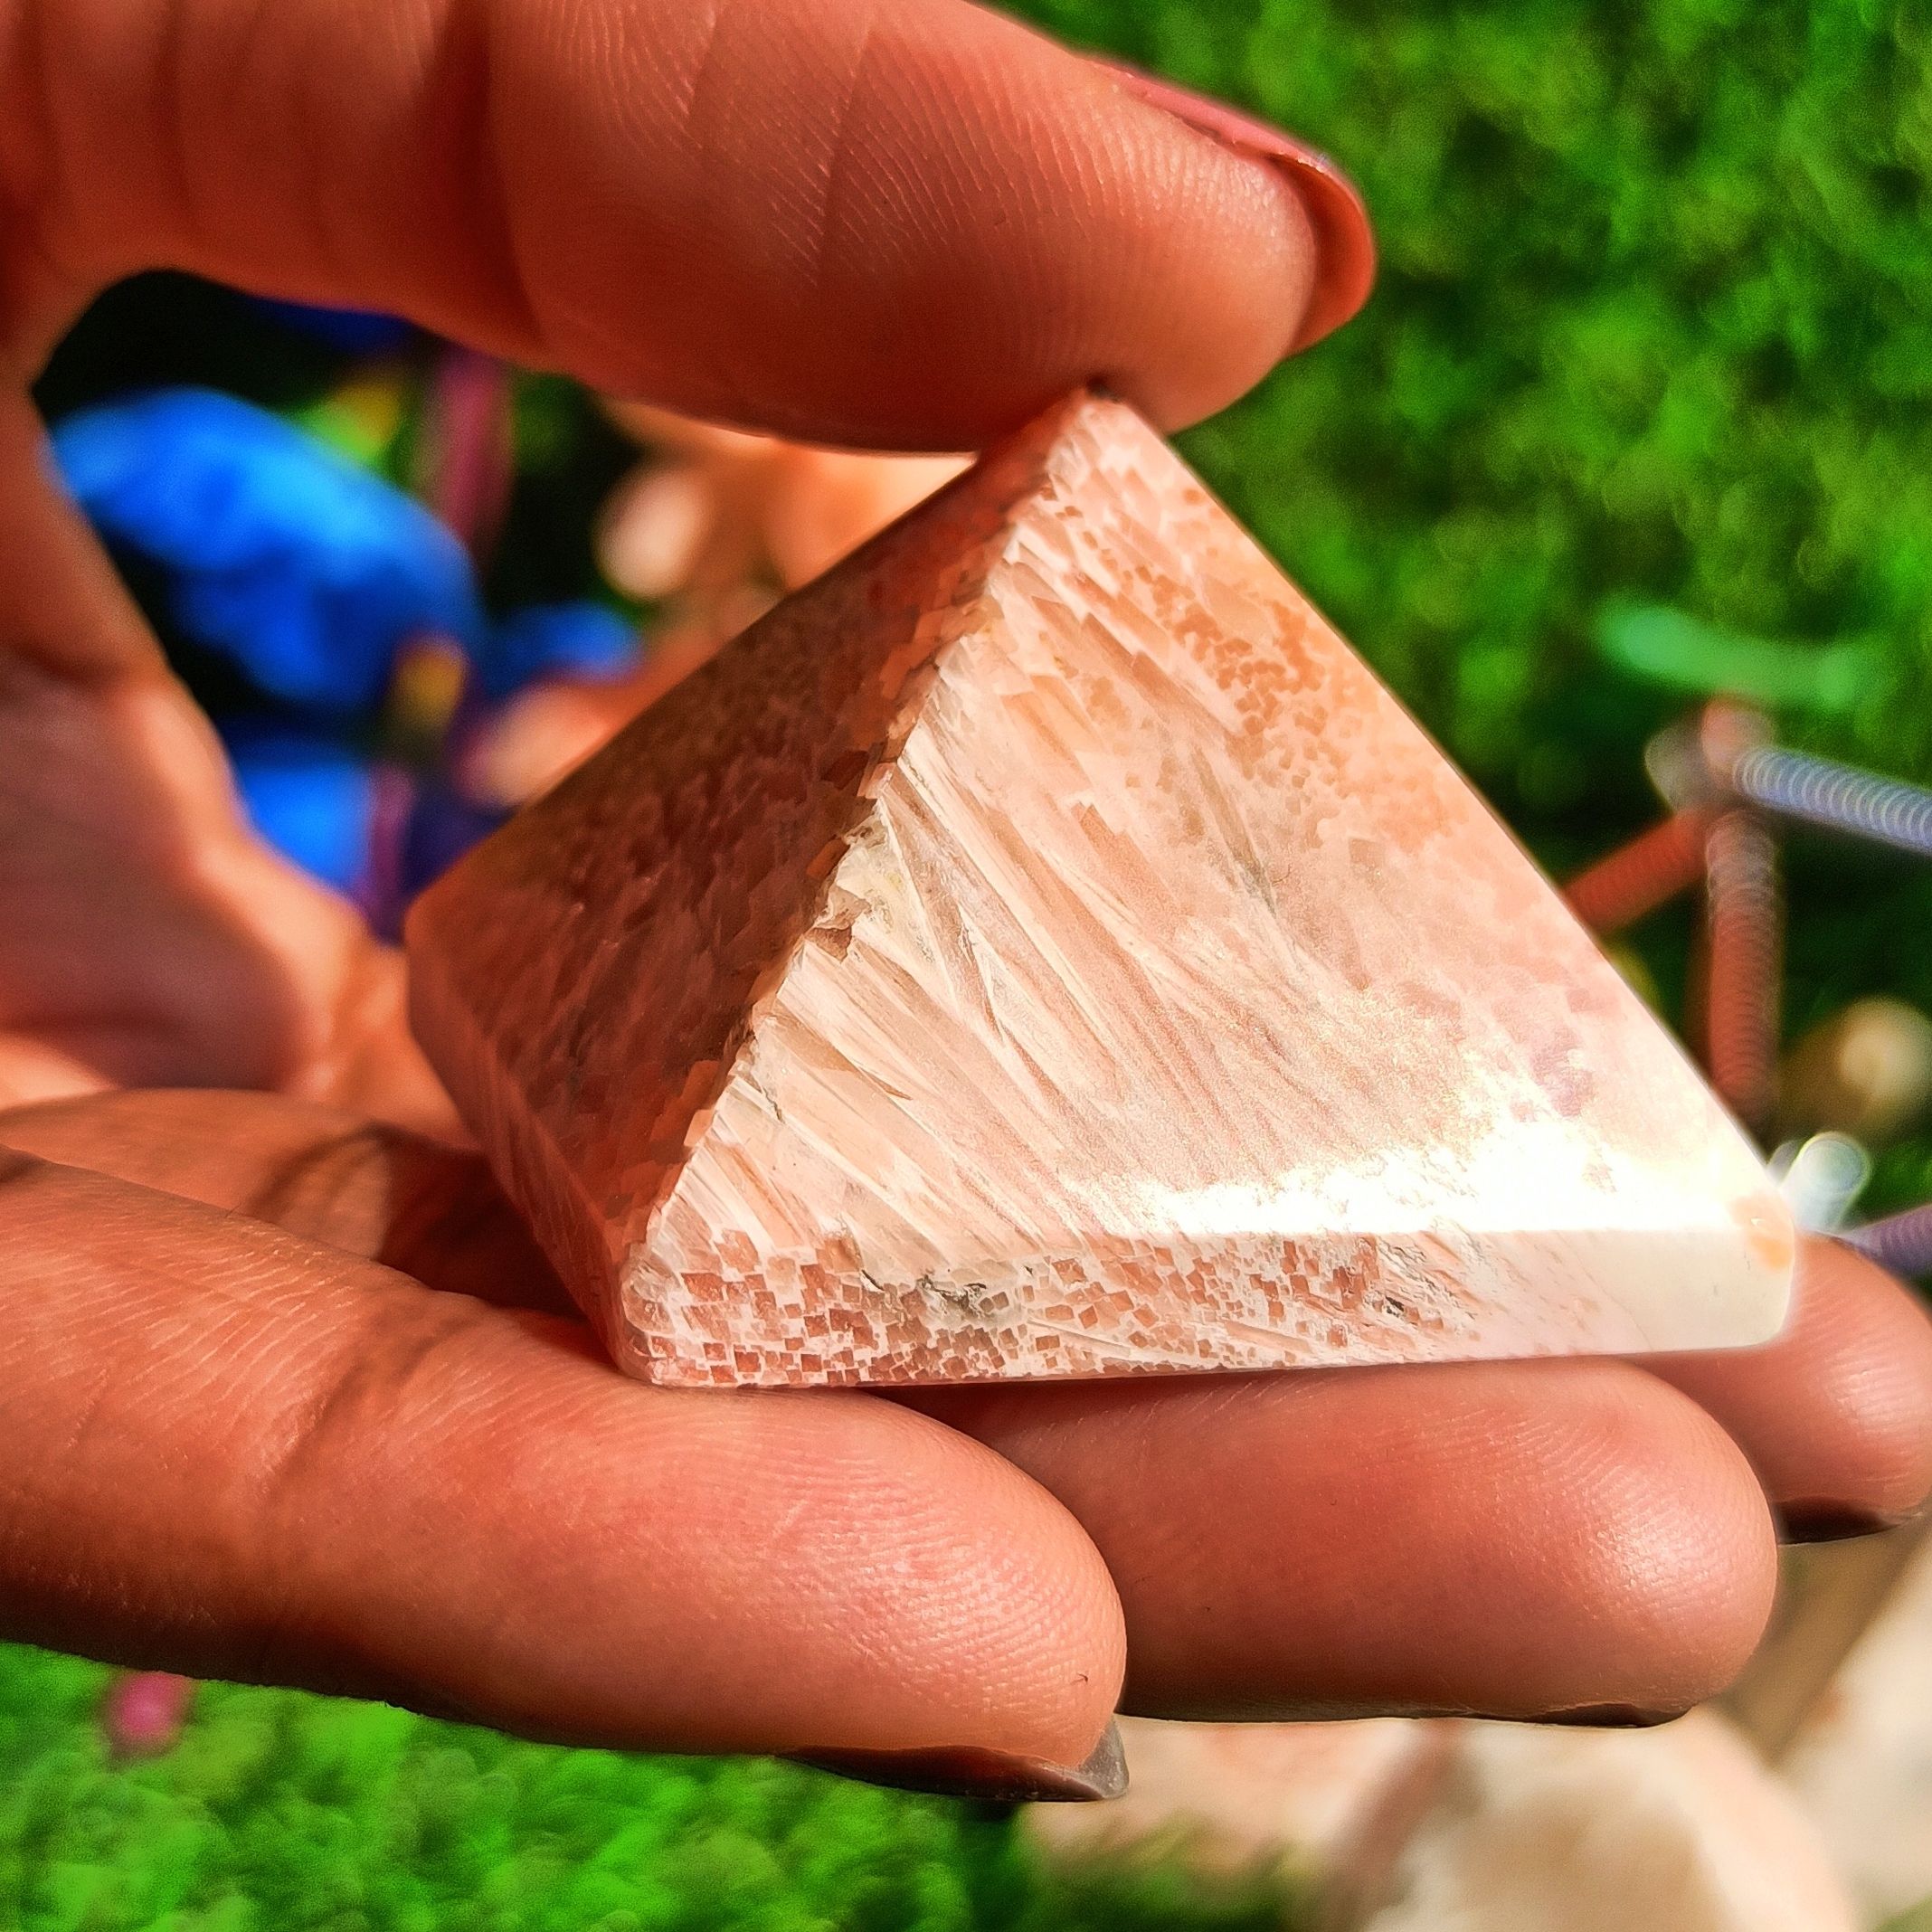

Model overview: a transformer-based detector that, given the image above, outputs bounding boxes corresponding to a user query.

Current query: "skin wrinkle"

[154,0,201,262]
[272,1333,545,1698]
[695,0,902,419]
[535,0,747,422]
[189,1114,569,1310]
[431,0,544,354]
[11,1343,118,1509]
[240,1128,391,1234]
[797,6,880,303]
[923,46,1075,384]
[250,1298,486,1562]
[2,1198,345,1636]
[264,0,360,308]
[660,0,729,147]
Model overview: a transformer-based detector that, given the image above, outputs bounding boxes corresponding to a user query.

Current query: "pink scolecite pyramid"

[406,393,1794,1387]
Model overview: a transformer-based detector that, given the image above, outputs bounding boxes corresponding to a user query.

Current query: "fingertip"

[649,13,1327,447]
[788,1394,1132,1766]
[340,1370,1130,1768]
[1795,1237,1932,1526]
[1100,62,1375,358]
[1321,1361,1778,1718]
[1532,1366,1779,1712]
[1648,1235,1932,1539]
[21,0,1332,450]
[945,1358,1777,1727]
[0,1152,1126,1770]
[1274,147,1377,351]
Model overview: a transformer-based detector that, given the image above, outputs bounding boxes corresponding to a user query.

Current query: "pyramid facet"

[406,394,1793,1386]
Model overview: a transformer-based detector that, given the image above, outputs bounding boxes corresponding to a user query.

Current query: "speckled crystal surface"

[407,394,1793,1386]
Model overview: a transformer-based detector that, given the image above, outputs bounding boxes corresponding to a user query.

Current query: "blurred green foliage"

[9,0,1932,1924]
[0,1648,1296,1931]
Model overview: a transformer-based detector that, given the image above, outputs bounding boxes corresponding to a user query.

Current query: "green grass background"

[10,0,1932,1925]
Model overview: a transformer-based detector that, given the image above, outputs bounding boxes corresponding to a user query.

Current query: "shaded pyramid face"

[408,394,1793,1387]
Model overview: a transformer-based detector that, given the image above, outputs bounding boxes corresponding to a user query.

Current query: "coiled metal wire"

[1729,745,1932,859]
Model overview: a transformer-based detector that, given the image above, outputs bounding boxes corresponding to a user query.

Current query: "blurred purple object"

[103,1671,194,1759]
[403,782,513,901]
[422,347,514,560]
[355,764,420,939]
[1842,1203,1932,1279]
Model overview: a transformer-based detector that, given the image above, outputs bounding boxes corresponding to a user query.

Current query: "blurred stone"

[600,397,969,600]
[1784,1520,1932,1924]
[1023,1716,1454,1920]
[1778,999,1932,1146]
[409,393,1792,1387]
[598,461,723,601]
[1723,1521,1931,1763]
[760,446,971,590]
[1357,1712,1856,1932]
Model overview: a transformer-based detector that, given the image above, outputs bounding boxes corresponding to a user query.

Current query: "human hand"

[5,1088,1929,1798]
[1,0,1927,1799]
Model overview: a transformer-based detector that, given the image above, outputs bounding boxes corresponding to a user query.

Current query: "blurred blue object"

[477,600,639,701]
[222,723,377,895]
[52,389,485,715]
[249,298,415,355]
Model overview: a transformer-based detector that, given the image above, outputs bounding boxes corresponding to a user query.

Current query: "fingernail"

[793,1719,1128,1804]
[1781,1500,1908,1543]
[1104,63,1376,352]
[1539,1703,1683,1729]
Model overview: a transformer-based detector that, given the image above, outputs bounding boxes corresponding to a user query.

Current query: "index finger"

[0,1141,1128,1791]
[5,0,1366,445]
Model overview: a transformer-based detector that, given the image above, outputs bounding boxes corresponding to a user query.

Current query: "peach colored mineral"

[406,393,1794,1387]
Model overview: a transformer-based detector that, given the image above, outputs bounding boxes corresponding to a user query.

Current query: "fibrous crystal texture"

[408,394,1793,1386]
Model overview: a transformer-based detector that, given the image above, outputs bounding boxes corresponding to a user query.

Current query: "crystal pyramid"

[406,393,1793,1386]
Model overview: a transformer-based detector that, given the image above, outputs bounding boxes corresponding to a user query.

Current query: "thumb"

[5,0,1368,445]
